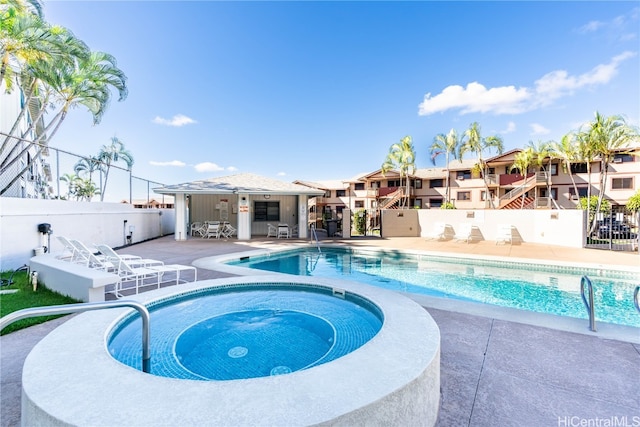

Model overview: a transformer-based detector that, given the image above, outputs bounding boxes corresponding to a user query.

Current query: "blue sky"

[43,1,639,188]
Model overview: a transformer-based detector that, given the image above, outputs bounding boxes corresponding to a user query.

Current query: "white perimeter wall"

[0,198,175,270]
[416,209,586,248]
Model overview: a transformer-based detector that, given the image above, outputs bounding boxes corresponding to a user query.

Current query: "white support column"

[174,193,187,241]
[298,195,308,239]
[237,193,251,240]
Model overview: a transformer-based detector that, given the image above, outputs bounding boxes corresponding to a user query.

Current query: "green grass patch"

[1,269,81,335]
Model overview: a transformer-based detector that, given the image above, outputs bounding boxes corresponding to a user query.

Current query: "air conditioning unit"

[27,174,35,181]
[613,158,623,163]
[457,176,464,181]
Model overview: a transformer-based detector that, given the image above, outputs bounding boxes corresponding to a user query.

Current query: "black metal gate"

[585,206,639,252]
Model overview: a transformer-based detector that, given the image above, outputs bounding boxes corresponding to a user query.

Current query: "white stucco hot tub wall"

[21,275,441,426]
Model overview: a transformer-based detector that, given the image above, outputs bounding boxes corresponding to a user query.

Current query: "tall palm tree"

[578,112,640,216]
[0,49,127,196]
[97,137,134,201]
[381,135,416,208]
[459,122,504,208]
[550,133,580,205]
[429,128,459,204]
[526,140,553,207]
[59,172,79,199]
[510,148,533,209]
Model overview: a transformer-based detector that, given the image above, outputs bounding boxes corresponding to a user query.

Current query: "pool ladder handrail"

[580,275,596,332]
[634,285,640,314]
[0,300,151,373]
[310,224,321,254]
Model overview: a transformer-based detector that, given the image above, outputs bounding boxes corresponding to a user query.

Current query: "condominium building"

[297,146,640,219]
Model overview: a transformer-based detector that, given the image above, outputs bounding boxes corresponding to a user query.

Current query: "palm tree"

[429,128,459,204]
[0,49,127,196]
[578,112,640,217]
[510,148,533,209]
[59,172,80,199]
[550,133,580,205]
[526,140,553,208]
[75,178,100,201]
[381,135,416,208]
[97,137,134,201]
[459,122,504,208]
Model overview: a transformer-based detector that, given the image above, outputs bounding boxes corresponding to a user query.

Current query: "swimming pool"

[226,247,640,328]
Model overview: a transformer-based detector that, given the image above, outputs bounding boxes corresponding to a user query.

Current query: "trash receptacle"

[326,220,338,237]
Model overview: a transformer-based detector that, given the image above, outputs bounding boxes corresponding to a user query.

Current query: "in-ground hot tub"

[22,276,441,426]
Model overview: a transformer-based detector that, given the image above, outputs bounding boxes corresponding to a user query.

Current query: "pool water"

[108,284,383,380]
[228,248,640,328]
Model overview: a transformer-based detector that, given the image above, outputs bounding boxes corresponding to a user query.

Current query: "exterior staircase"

[498,172,546,209]
[379,188,404,209]
[501,196,535,210]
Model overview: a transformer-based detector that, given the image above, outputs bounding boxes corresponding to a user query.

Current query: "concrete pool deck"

[2,235,639,426]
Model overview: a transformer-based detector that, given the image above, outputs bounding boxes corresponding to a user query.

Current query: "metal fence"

[0,143,169,206]
[585,205,639,252]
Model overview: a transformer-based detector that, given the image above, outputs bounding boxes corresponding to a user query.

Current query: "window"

[354,183,365,191]
[456,191,471,201]
[336,206,344,216]
[412,179,422,189]
[414,198,422,209]
[611,178,633,190]
[456,170,471,180]
[336,189,346,197]
[387,179,401,187]
[569,187,588,199]
[324,190,332,198]
[354,200,364,208]
[550,163,558,176]
[613,153,634,163]
[429,198,443,208]
[254,201,280,221]
[487,168,495,174]
[540,187,558,200]
[570,163,588,174]
[323,205,332,214]
[429,179,444,188]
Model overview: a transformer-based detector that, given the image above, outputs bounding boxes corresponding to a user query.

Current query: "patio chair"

[425,222,450,241]
[55,236,78,261]
[220,223,237,239]
[289,224,299,238]
[454,223,477,243]
[496,224,514,245]
[204,222,222,239]
[267,223,278,238]
[147,264,198,285]
[94,244,164,269]
[69,239,116,271]
[190,222,206,237]
[116,261,163,295]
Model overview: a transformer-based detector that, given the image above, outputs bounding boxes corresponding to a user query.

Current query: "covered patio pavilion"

[154,172,325,240]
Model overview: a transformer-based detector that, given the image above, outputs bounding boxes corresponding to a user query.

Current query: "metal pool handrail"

[310,224,322,253]
[634,285,640,314]
[580,276,596,332]
[0,300,151,373]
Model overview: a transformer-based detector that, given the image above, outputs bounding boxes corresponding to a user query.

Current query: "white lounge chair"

[454,223,477,243]
[116,261,163,295]
[496,224,514,245]
[69,239,115,271]
[55,236,77,261]
[94,244,163,269]
[425,222,450,241]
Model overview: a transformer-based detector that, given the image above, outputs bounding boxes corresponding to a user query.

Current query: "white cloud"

[227,166,238,172]
[530,123,550,135]
[277,172,286,176]
[576,8,639,41]
[418,82,530,115]
[501,122,517,134]
[194,162,224,172]
[417,52,636,116]
[149,160,186,167]
[577,20,604,34]
[152,114,197,127]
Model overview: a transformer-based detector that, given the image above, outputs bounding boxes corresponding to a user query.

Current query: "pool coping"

[195,244,640,344]
[22,275,441,426]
